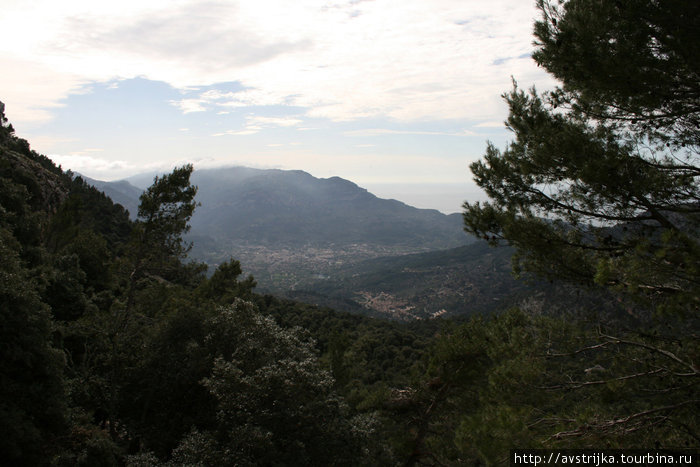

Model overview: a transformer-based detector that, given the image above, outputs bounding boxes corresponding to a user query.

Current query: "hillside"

[287,242,524,319]
[190,167,466,249]
[285,242,628,321]
[77,164,623,324]
[83,175,142,218]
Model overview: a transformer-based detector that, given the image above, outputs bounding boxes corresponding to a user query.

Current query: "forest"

[1,0,697,465]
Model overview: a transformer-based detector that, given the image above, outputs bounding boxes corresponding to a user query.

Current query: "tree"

[463,0,699,315]
[127,164,198,296]
[153,299,371,466]
[118,164,199,327]
[197,258,256,305]
[101,165,199,440]
[462,0,699,445]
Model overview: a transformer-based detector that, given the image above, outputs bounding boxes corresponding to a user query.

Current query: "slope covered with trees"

[0,102,458,465]
[1,0,697,464]
[0,109,385,465]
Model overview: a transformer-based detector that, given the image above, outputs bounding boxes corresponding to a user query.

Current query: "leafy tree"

[454,308,698,460]
[197,300,366,466]
[197,258,256,305]
[400,318,490,466]
[132,299,373,466]
[81,165,201,442]
[135,165,198,260]
[117,304,215,458]
[463,0,699,314]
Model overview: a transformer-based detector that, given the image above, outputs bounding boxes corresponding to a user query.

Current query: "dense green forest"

[1,0,698,465]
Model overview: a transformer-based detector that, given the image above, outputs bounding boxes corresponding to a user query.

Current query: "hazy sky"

[0,0,553,213]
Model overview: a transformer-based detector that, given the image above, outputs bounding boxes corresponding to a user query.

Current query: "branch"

[550,400,700,439]
[545,341,612,357]
[525,187,654,224]
[537,368,666,390]
[598,332,699,375]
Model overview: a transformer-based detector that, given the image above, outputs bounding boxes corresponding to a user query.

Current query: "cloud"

[345,128,476,137]
[170,88,297,114]
[213,114,304,136]
[55,2,311,73]
[47,152,205,180]
[171,98,208,114]
[474,120,505,128]
[247,116,303,128]
[212,129,262,137]
[0,54,86,126]
[0,0,554,127]
[48,153,135,173]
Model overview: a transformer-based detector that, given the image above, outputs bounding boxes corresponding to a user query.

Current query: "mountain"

[91,167,467,247]
[84,167,621,321]
[81,175,142,218]
[189,167,466,248]
[87,166,473,291]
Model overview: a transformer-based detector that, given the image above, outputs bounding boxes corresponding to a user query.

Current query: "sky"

[0,0,554,213]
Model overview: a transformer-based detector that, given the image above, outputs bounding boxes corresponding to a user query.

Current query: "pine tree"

[463,0,699,315]
[462,0,699,446]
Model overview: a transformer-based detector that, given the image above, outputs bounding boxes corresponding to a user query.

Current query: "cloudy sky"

[0,0,553,213]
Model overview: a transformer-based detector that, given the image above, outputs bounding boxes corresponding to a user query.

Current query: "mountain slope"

[287,242,528,320]
[92,166,467,249]
[82,175,142,218]
[190,167,466,249]
[287,242,626,321]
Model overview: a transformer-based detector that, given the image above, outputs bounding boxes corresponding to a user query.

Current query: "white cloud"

[212,128,262,137]
[47,151,202,180]
[171,98,208,114]
[247,116,304,128]
[474,121,506,128]
[0,0,554,127]
[213,114,303,136]
[345,128,476,137]
[0,54,86,127]
[48,153,135,174]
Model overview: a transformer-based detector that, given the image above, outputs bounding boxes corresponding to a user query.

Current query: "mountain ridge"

[88,165,469,247]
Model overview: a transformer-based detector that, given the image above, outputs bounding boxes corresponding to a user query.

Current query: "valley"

[86,166,625,322]
[91,166,495,319]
